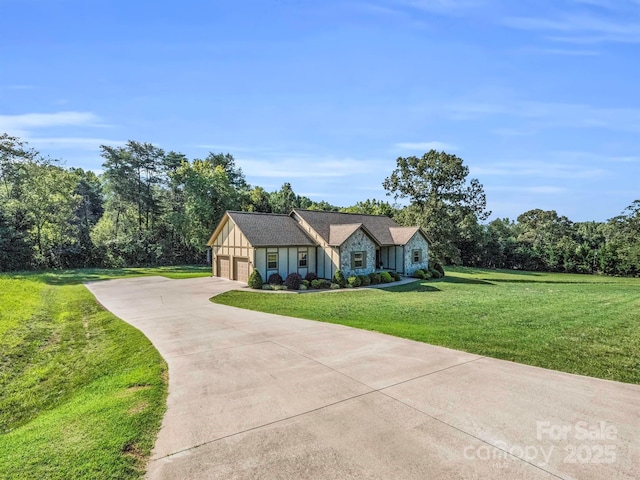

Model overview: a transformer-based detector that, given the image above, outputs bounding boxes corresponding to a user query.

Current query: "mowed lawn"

[213,267,640,385]
[0,266,209,480]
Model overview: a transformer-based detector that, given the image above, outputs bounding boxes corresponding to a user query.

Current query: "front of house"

[207,209,429,283]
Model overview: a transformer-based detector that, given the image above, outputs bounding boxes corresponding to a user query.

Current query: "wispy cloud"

[4,85,35,90]
[0,111,102,131]
[0,111,122,155]
[503,2,640,44]
[547,150,640,165]
[393,0,486,14]
[522,47,600,56]
[488,185,567,194]
[471,160,607,179]
[489,127,536,136]
[236,155,386,180]
[27,137,126,150]
[448,100,640,132]
[394,141,459,151]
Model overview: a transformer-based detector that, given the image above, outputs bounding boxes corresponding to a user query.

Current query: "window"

[267,252,278,270]
[298,251,308,268]
[412,249,422,264]
[351,251,366,269]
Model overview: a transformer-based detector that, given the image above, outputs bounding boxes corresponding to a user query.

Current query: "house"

[206,209,429,283]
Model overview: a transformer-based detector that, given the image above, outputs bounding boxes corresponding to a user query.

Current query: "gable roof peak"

[292,208,391,218]
[292,208,400,246]
[208,210,316,247]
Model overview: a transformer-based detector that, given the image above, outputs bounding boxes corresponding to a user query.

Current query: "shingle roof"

[293,209,400,246]
[389,227,420,245]
[225,211,316,247]
[328,223,362,246]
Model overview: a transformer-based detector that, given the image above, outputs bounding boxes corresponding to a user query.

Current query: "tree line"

[1,133,638,276]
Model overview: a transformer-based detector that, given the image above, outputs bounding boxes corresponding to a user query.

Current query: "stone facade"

[339,229,376,277]
[404,232,429,276]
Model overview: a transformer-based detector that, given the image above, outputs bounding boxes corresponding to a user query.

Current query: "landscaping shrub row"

[248,269,408,291]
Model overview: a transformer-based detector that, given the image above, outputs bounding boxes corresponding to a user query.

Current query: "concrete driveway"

[86,276,640,480]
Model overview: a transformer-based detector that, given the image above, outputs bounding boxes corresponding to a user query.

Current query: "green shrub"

[273,285,288,291]
[285,273,303,290]
[311,279,331,289]
[423,270,433,279]
[299,284,308,290]
[268,272,283,285]
[302,279,310,287]
[433,261,445,277]
[379,271,393,283]
[391,272,401,281]
[333,269,347,288]
[346,284,353,288]
[248,268,264,289]
[347,275,361,287]
[369,273,381,285]
[413,269,425,279]
[359,274,371,286]
[261,284,274,290]
[429,268,442,279]
[330,283,341,289]
[305,272,318,282]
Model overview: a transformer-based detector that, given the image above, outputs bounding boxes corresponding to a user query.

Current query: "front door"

[376,249,381,269]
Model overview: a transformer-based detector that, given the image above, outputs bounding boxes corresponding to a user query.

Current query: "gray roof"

[328,223,362,246]
[227,211,316,247]
[389,227,420,245]
[293,209,400,246]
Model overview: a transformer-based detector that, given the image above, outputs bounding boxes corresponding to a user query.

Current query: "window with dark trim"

[412,249,422,264]
[351,251,366,269]
[267,252,278,270]
[298,251,308,268]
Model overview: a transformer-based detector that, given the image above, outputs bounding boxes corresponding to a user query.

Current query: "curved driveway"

[86,276,640,480]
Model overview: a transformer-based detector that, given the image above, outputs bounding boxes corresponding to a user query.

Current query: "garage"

[217,256,230,279]
[233,257,249,282]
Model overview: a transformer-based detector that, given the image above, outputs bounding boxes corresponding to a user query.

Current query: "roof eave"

[206,212,231,246]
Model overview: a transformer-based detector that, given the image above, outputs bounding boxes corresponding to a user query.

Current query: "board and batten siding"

[254,246,317,282]
[396,247,404,275]
[315,246,340,280]
[211,217,254,279]
[380,246,397,271]
[290,211,335,279]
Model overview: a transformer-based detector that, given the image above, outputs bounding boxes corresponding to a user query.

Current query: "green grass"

[213,267,640,385]
[0,265,209,479]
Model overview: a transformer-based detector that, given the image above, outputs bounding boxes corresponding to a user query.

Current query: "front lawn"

[213,267,640,384]
[0,265,208,479]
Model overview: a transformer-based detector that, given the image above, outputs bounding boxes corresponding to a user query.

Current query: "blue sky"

[2,0,638,221]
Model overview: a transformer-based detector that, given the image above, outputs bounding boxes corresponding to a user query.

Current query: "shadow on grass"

[384,283,441,293]
[439,275,494,286]
[447,267,543,277]
[481,278,610,285]
[4,266,210,286]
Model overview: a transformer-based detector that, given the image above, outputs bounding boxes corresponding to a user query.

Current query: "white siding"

[278,247,288,279]
[396,247,404,275]
[255,247,267,280]
[381,246,397,270]
[288,249,297,277]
